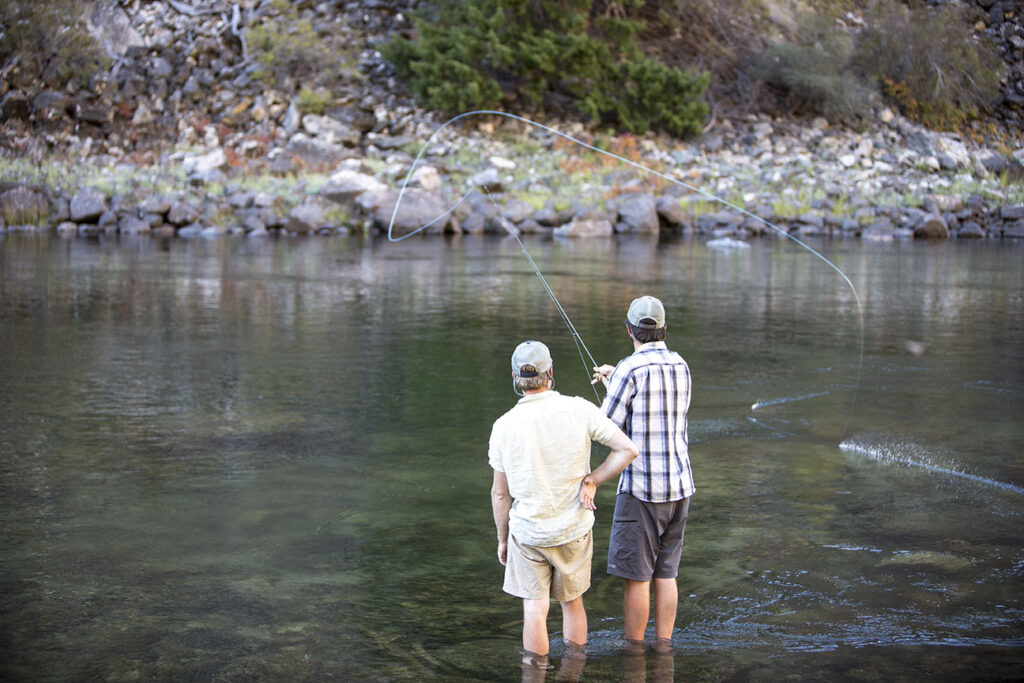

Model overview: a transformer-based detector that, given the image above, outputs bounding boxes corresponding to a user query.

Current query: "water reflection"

[0,234,1022,680]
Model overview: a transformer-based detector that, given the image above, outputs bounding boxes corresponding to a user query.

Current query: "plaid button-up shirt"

[600,341,695,503]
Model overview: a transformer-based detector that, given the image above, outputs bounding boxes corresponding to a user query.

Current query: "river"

[1,233,1022,681]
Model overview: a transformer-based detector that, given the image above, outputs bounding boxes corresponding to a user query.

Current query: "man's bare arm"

[491,470,512,566]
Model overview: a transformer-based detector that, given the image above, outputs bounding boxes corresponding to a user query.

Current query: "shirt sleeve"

[578,398,618,444]
[487,421,505,472]
[600,363,634,431]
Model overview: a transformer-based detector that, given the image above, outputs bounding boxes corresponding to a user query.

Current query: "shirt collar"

[635,341,668,353]
[518,389,559,404]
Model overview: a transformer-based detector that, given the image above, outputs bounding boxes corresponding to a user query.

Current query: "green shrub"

[296,87,333,115]
[597,57,711,137]
[853,2,1002,129]
[0,0,109,89]
[249,18,328,89]
[755,13,874,123]
[248,4,360,95]
[381,0,709,137]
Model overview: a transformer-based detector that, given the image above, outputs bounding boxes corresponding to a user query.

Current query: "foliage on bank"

[0,0,1013,138]
[380,0,710,137]
[754,1,1003,129]
[383,0,1006,134]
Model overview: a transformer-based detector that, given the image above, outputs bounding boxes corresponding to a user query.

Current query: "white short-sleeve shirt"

[489,391,618,547]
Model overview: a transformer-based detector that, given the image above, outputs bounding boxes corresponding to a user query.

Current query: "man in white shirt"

[490,340,638,670]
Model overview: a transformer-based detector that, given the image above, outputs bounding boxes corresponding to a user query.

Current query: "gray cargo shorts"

[607,493,690,581]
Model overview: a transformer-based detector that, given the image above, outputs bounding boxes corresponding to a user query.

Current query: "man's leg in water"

[559,595,587,647]
[653,577,678,639]
[522,597,551,656]
[623,578,650,642]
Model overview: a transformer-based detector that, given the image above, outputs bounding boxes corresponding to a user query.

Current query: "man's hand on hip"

[579,475,597,510]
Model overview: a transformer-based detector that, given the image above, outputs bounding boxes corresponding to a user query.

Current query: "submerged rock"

[880,551,973,572]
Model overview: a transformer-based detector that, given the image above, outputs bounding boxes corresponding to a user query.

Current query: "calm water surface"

[1,233,1022,681]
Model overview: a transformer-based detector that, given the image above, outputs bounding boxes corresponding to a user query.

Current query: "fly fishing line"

[387,110,864,433]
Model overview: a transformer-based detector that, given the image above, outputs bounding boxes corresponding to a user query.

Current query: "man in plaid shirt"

[592,295,694,655]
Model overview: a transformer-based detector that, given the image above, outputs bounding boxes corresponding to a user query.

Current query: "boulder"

[1003,220,1024,239]
[252,192,279,209]
[532,206,561,227]
[177,223,203,238]
[1000,204,1024,220]
[0,93,31,121]
[131,102,155,126]
[410,165,442,191]
[979,152,1008,174]
[75,104,113,125]
[697,211,734,233]
[86,1,146,58]
[501,198,535,225]
[287,201,326,233]
[301,114,361,146]
[957,222,986,239]
[615,193,659,234]
[461,211,486,234]
[149,56,174,80]
[182,149,227,176]
[862,219,895,242]
[517,219,549,235]
[285,133,354,167]
[319,169,387,203]
[31,90,70,116]
[139,196,172,215]
[467,168,503,192]
[655,195,688,226]
[187,168,228,187]
[913,213,950,239]
[118,215,151,235]
[373,189,449,236]
[167,200,200,226]
[69,189,108,223]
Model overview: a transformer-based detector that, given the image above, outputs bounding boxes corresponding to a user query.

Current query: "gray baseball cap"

[511,340,552,377]
[627,295,666,329]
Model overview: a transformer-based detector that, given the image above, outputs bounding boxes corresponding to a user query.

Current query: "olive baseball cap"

[511,340,552,377]
[627,295,666,329]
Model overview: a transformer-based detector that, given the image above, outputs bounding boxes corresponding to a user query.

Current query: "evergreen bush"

[381,0,709,137]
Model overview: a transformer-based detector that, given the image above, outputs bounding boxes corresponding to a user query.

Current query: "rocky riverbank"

[1,0,1023,241]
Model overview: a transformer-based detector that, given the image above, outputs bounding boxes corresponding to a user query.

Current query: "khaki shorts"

[503,530,593,601]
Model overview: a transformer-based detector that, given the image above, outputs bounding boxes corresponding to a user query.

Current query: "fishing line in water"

[840,439,1024,495]
[387,110,865,428]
